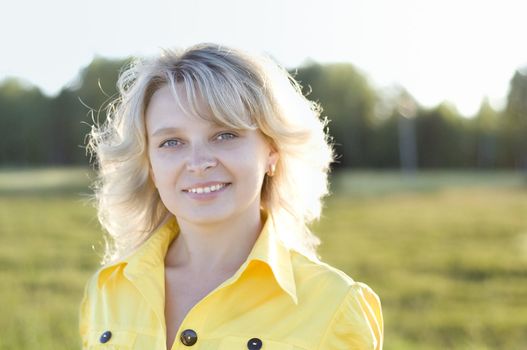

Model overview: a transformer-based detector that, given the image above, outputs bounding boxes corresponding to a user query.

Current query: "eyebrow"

[150,124,236,138]
[150,127,184,137]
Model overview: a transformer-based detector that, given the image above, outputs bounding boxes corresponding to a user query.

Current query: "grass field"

[0,167,526,349]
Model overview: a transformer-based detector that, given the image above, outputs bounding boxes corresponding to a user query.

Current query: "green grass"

[0,166,94,195]
[316,171,527,350]
[0,168,526,349]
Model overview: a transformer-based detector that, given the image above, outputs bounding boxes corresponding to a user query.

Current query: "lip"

[182,182,231,201]
[182,181,231,192]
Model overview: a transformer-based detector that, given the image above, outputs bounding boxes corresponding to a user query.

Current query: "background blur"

[1,0,526,349]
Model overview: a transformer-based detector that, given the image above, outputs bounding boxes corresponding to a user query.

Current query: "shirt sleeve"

[318,282,384,350]
[79,275,94,349]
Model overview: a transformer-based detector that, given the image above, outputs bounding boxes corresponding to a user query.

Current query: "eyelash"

[216,132,237,141]
[159,139,182,148]
[159,132,238,148]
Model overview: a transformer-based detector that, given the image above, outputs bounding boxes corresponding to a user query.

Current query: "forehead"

[145,81,258,132]
[144,85,273,149]
[146,84,210,128]
[146,84,198,117]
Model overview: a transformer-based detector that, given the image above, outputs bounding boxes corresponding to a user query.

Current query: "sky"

[1,0,526,117]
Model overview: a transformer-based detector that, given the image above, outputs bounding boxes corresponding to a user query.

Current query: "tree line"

[0,57,526,169]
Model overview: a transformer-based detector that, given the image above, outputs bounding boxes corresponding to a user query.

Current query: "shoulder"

[78,263,127,329]
[79,271,98,345]
[78,265,112,320]
[290,249,361,294]
[290,251,384,350]
[83,261,127,295]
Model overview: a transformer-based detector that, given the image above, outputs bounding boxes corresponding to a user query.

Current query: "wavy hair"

[87,43,335,265]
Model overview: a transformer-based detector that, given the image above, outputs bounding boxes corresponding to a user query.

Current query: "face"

[145,84,278,227]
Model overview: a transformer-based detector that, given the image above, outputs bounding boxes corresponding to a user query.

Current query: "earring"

[266,163,276,177]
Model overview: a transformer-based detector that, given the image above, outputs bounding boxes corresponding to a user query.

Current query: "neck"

[165,204,263,275]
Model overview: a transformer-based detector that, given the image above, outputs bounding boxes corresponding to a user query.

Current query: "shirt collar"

[96,210,298,305]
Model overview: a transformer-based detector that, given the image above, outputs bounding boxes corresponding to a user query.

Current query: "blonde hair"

[87,43,334,265]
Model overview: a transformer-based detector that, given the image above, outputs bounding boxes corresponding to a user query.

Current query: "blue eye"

[160,139,182,148]
[216,132,237,141]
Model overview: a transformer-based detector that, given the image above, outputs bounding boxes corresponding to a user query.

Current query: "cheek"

[225,153,258,176]
[149,153,179,186]
[233,158,266,189]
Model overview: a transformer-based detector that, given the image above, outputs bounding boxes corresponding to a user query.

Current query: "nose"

[186,144,217,173]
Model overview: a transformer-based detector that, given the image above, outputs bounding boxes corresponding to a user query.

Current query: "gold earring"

[266,164,276,177]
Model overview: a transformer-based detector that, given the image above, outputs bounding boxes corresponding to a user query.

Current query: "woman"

[80,43,383,350]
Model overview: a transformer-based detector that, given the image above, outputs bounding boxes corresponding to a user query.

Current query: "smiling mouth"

[182,183,231,194]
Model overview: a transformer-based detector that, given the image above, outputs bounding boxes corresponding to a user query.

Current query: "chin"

[174,207,234,225]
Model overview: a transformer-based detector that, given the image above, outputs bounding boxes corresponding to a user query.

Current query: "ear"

[267,147,279,169]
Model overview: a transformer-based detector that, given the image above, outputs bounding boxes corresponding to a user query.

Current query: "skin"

[146,84,280,348]
[145,83,279,275]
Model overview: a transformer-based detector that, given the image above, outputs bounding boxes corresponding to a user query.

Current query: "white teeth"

[187,183,227,194]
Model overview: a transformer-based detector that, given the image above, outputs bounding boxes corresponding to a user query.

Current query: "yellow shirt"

[79,212,383,350]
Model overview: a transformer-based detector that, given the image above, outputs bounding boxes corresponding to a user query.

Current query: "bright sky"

[2,0,526,116]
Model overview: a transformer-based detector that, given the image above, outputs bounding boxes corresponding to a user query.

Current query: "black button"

[180,329,198,346]
[247,337,263,350]
[99,330,112,343]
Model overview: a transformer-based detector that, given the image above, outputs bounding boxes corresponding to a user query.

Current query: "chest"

[83,266,335,350]
[164,268,232,350]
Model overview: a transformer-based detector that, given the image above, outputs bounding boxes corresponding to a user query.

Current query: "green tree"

[415,103,468,168]
[46,89,87,164]
[70,56,130,113]
[0,79,51,165]
[503,69,527,169]
[64,56,130,164]
[472,98,499,168]
[293,62,377,168]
